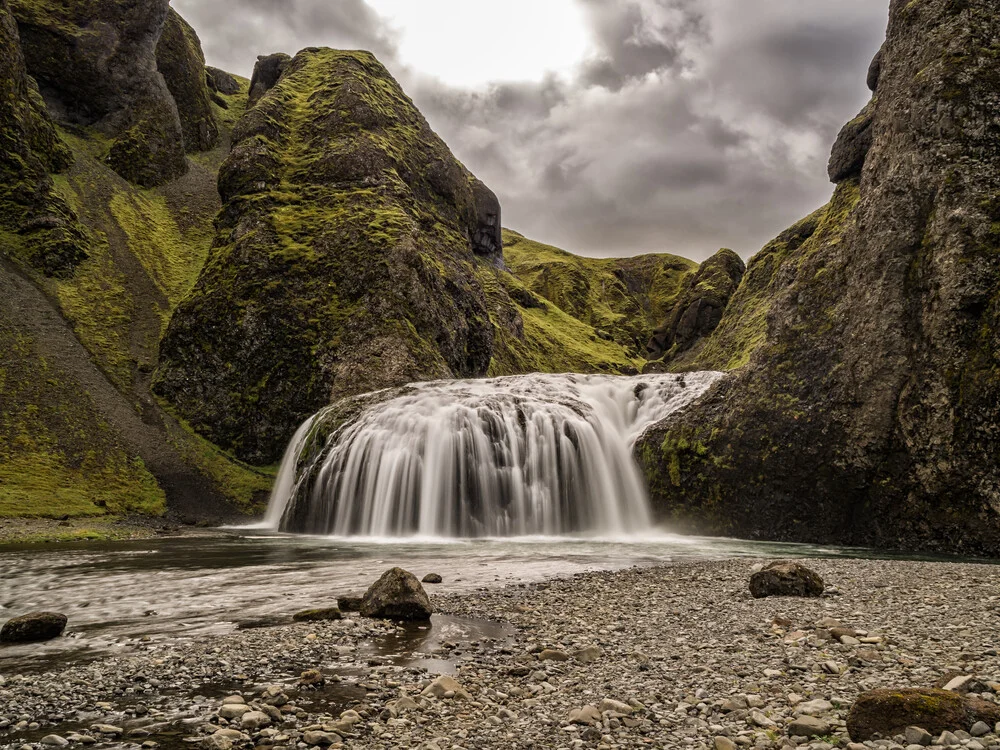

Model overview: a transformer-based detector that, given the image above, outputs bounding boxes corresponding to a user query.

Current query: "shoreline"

[3,557,1000,749]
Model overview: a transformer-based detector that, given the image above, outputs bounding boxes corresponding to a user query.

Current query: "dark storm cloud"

[173,0,890,261]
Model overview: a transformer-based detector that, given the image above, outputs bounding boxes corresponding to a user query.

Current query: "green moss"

[503,229,695,357]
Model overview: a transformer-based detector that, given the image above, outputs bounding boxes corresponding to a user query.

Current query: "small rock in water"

[292,607,342,622]
[337,595,364,612]
[422,573,443,583]
[235,615,288,630]
[0,612,68,642]
[40,736,68,747]
[298,669,325,688]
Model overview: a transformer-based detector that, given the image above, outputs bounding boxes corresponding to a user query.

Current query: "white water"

[265,372,723,538]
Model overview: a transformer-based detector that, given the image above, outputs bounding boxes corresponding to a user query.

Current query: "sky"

[173,0,889,262]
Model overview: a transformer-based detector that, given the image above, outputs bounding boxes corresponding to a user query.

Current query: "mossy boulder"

[247,52,291,107]
[0,0,88,276]
[847,689,1000,741]
[155,8,219,153]
[11,0,187,187]
[155,49,507,463]
[206,66,240,96]
[646,248,745,362]
[637,0,1000,555]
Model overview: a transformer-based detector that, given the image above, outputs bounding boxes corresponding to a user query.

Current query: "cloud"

[172,0,890,261]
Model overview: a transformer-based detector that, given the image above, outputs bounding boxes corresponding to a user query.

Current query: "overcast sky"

[173,0,888,262]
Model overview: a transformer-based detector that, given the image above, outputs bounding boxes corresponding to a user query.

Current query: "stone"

[787,716,830,738]
[867,46,884,92]
[715,738,738,750]
[337,596,364,612]
[599,699,634,715]
[539,649,569,661]
[360,568,433,620]
[218,704,251,720]
[797,699,834,716]
[573,645,603,663]
[292,607,342,622]
[937,731,961,746]
[422,675,471,701]
[942,675,975,693]
[299,669,325,687]
[0,612,68,642]
[846,689,1000,742]
[421,573,443,584]
[235,616,289,630]
[904,726,933,746]
[240,711,270,730]
[90,725,124,735]
[40,737,68,747]
[567,706,602,725]
[971,721,991,737]
[301,731,341,747]
[828,98,875,183]
[748,562,824,599]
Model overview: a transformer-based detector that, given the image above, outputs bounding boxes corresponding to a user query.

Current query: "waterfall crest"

[265,372,722,538]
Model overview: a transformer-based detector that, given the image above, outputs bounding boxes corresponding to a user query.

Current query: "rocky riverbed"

[2,557,1000,750]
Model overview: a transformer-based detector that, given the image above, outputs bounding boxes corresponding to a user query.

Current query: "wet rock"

[235,615,289,630]
[360,567,433,621]
[422,573,443,584]
[39,737,68,747]
[1,611,68,642]
[846,688,1000,742]
[292,607,342,622]
[298,669,325,688]
[748,562,824,599]
[337,596,363,612]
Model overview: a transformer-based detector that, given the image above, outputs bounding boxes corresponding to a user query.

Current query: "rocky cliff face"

[645,248,745,363]
[638,0,1000,554]
[154,49,511,464]
[11,0,188,187]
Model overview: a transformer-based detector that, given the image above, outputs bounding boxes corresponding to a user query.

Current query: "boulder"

[292,607,342,622]
[787,715,830,737]
[360,567,433,620]
[206,66,241,95]
[748,561,824,599]
[0,611,68,642]
[469,177,502,263]
[846,688,1000,742]
[867,46,884,92]
[422,573,443,584]
[247,52,291,107]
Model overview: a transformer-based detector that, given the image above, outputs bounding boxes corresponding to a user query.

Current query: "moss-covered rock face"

[503,230,696,359]
[155,8,219,153]
[155,48,508,464]
[247,52,291,107]
[645,248,745,363]
[637,0,1000,555]
[11,0,187,187]
[0,0,88,276]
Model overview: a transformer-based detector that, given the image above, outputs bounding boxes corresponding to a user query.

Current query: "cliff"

[637,0,1000,554]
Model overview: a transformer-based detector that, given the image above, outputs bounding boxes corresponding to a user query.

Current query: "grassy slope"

[498,229,696,369]
[1,75,273,521]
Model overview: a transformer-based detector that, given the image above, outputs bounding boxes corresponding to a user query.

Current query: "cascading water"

[265,372,723,538]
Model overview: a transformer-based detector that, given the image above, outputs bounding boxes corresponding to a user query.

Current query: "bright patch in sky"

[365,0,592,87]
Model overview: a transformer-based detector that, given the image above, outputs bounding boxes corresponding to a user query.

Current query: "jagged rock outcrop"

[247,52,291,107]
[638,0,1000,555]
[470,177,502,263]
[828,98,876,183]
[646,248,745,362]
[11,0,187,187]
[0,0,88,276]
[155,9,219,152]
[206,66,240,96]
[155,49,506,464]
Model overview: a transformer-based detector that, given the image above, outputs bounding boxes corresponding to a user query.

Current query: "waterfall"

[265,371,723,538]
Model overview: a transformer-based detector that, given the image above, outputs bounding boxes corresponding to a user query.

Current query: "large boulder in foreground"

[155,49,505,463]
[748,561,823,599]
[360,568,433,621]
[11,0,188,186]
[1,611,68,642]
[846,689,1000,741]
[637,0,1000,555]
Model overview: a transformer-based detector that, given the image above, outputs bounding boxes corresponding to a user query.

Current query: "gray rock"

[40,737,68,747]
[904,726,932,746]
[787,716,830,738]
[240,711,270,730]
[567,705,601,725]
[422,573,443,584]
[247,53,291,107]
[0,612,68,642]
[749,562,824,599]
[292,607,342,622]
[971,721,991,737]
[360,568,433,620]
